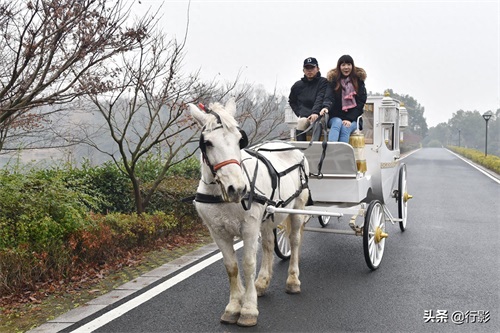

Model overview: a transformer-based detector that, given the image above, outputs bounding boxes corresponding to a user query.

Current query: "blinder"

[199,129,249,155]
[239,129,249,149]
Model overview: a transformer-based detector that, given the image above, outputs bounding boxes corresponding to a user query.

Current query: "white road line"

[447,149,500,184]
[70,241,244,333]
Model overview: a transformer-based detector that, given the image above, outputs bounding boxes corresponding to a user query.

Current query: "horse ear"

[188,103,209,127]
[224,97,237,116]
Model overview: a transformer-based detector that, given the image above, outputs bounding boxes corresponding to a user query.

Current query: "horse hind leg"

[285,213,305,294]
[255,221,275,296]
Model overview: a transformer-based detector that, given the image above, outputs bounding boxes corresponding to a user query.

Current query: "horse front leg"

[286,213,305,294]
[214,236,244,324]
[255,220,275,296]
[236,233,260,327]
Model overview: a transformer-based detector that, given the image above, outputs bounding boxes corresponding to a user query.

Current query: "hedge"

[448,146,500,174]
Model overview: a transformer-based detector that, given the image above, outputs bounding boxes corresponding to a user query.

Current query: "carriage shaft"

[303,227,357,235]
[266,206,343,217]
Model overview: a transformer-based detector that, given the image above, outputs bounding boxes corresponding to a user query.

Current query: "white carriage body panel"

[308,175,372,203]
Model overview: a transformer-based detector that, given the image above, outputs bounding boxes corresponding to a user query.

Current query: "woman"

[320,55,367,142]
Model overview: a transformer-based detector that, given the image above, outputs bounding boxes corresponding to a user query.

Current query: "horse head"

[188,99,248,203]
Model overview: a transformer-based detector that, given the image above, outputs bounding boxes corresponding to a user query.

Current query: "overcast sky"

[132,0,499,127]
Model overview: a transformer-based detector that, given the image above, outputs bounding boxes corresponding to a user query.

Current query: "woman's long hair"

[333,55,359,93]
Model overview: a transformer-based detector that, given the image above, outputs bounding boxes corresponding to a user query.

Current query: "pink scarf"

[341,77,357,111]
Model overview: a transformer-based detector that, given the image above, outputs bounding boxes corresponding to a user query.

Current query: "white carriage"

[271,92,413,270]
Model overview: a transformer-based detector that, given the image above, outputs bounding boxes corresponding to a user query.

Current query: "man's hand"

[308,113,319,122]
[320,108,328,116]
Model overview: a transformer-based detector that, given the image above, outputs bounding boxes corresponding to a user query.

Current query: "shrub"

[167,156,200,179]
[134,153,200,181]
[63,160,134,214]
[144,176,201,230]
[1,211,198,296]
[0,155,204,296]
[0,170,93,251]
[0,242,74,294]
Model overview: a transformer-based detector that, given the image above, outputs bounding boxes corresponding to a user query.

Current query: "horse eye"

[204,140,213,147]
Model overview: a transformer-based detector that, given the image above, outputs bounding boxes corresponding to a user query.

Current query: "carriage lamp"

[284,104,298,140]
[399,103,408,142]
[381,92,397,124]
[349,131,367,173]
[482,110,493,156]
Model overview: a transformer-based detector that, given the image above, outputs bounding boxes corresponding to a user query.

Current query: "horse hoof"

[256,285,267,297]
[237,314,258,327]
[220,312,239,324]
[285,284,301,294]
[255,278,269,297]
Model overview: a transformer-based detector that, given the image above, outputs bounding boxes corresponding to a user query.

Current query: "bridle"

[198,103,249,177]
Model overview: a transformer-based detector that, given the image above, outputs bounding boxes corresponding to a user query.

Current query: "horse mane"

[204,102,239,131]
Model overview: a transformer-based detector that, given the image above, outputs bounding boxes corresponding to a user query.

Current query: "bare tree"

[235,85,289,144]
[0,0,154,151]
[80,25,239,214]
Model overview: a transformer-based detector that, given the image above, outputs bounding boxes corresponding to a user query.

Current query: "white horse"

[188,99,310,327]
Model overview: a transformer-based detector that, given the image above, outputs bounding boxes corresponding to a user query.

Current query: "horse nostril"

[227,185,236,197]
[227,185,246,201]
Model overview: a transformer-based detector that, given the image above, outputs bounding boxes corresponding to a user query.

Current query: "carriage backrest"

[290,141,357,177]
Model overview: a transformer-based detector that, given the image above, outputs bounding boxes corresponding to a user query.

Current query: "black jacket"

[322,68,367,123]
[289,73,328,118]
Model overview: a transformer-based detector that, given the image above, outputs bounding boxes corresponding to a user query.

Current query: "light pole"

[458,129,461,147]
[482,111,493,156]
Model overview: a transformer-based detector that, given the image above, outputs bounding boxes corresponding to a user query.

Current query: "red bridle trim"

[212,159,241,171]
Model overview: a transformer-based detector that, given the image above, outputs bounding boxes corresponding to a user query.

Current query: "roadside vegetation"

[448,146,500,174]
[0,156,208,332]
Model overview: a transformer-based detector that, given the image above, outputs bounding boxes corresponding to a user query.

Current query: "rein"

[289,114,330,178]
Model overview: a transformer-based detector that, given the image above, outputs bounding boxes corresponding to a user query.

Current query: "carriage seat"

[289,141,358,178]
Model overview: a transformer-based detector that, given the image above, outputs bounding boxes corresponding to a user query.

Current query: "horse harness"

[185,104,309,219]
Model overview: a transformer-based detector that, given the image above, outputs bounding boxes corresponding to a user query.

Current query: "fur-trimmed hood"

[327,67,367,82]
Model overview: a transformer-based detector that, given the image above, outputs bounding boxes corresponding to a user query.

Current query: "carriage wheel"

[318,215,330,227]
[397,164,412,232]
[363,200,387,270]
[273,224,291,260]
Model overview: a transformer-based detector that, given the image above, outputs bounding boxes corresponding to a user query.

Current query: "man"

[288,57,328,141]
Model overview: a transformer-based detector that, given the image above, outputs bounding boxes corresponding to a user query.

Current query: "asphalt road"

[60,147,499,333]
